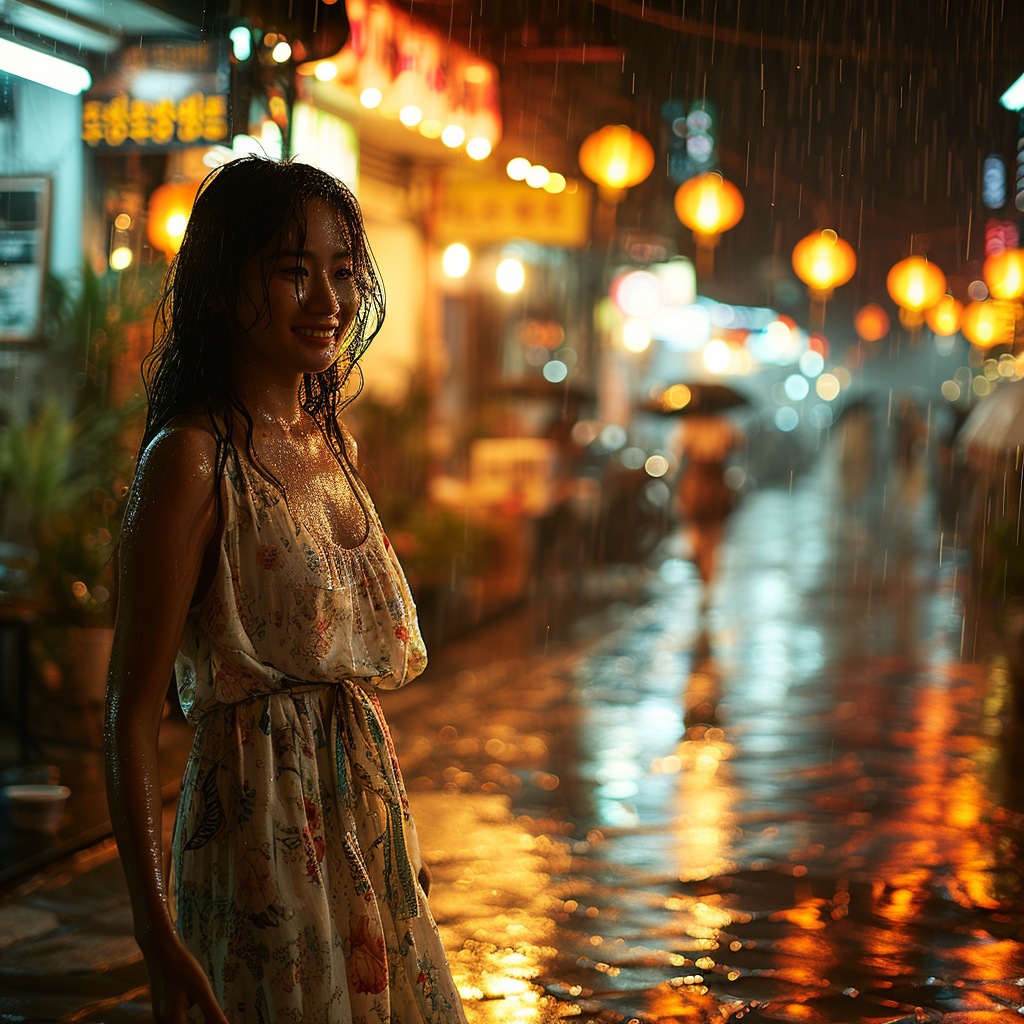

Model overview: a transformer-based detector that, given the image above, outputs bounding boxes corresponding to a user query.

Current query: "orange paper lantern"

[854,303,890,342]
[791,229,856,298]
[147,179,201,255]
[673,172,745,240]
[578,125,655,196]
[886,256,946,327]
[924,294,963,336]
[983,249,1024,301]
[961,299,1016,349]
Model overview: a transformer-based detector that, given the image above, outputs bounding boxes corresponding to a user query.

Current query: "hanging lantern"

[578,124,654,200]
[961,299,1016,349]
[854,303,890,342]
[886,256,946,328]
[924,294,963,336]
[673,172,745,277]
[791,229,856,330]
[983,248,1024,300]
[147,179,201,255]
[791,230,857,298]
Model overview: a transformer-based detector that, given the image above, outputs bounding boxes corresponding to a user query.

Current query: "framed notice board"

[0,177,51,343]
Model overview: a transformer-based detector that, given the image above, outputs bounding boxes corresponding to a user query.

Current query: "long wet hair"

[140,156,385,493]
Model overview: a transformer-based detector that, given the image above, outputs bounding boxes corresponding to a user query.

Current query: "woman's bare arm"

[104,425,227,1024]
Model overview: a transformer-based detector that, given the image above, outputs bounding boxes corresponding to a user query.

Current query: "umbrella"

[958,379,1024,460]
[640,382,750,416]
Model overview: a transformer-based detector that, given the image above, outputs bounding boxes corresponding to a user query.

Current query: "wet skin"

[104,200,373,1024]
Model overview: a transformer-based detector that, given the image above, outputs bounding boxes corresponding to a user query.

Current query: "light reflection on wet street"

[4,465,1024,1023]
[398,463,1024,1024]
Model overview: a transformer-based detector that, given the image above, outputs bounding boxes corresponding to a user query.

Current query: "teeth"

[299,328,336,338]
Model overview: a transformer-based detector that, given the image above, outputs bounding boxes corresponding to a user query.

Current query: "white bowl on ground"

[4,785,71,835]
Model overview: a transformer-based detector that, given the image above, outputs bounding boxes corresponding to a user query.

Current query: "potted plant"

[0,264,152,745]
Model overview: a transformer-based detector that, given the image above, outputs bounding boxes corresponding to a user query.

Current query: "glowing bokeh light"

[506,157,531,181]
[399,105,422,127]
[664,384,692,409]
[799,350,825,377]
[496,258,525,294]
[542,172,566,193]
[543,359,568,382]
[611,270,663,319]
[109,245,133,271]
[441,124,466,148]
[229,26,252,62]
[525,164,551,189]
[775,407,799,431]
[815,373,841,400]
[622,318,652,352]
[442,243,470,278]
[784,374,810,401]
[703,339,731,373]
[360,87,383,108]
[925,294,963,336]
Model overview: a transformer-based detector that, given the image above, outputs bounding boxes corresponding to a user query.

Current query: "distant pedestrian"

[675,415,741,609]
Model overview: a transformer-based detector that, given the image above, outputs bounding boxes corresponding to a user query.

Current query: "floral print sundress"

[172,446,467,1024]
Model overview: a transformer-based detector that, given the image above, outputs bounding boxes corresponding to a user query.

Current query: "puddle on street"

[399,474,1024,1024]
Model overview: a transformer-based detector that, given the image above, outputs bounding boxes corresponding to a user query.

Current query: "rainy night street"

[4,457,1024,1024]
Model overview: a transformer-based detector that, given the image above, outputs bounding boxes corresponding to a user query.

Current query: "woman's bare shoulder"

[134,417,220,501]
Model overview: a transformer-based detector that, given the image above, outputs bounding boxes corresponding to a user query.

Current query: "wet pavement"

[4,455,1024,1023]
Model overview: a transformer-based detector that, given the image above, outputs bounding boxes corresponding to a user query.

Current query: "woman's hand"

[142,930,228,1024]
[418,860,432,897]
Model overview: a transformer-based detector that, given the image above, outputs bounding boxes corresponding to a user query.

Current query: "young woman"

[105,157,467,1024]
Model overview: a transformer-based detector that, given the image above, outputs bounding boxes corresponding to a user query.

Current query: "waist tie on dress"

[333,683,421,922]
[200,676,421,921]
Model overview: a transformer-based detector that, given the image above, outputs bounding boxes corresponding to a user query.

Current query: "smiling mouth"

[294,327,338,342]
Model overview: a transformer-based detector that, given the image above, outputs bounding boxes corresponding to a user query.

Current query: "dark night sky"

[412,0,1024,317]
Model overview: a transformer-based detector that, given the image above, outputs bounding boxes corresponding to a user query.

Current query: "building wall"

[0,80,83,281]
[358,173,426,405]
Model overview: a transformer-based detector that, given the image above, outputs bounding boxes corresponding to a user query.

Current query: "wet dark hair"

[140,155,385,493]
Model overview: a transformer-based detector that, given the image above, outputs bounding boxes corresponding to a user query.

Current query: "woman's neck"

[231,357,304,428]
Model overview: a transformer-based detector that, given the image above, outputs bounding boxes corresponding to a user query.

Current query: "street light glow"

[506,158,530,181]
[441,124,466,148]
[0,38,91,95]
[442,243,471,278]
[399,105,422,127]
[496,258,525,293]
[229,27,252,62]
[110,246,133,271]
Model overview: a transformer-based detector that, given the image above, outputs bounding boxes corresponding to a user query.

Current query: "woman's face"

[233,198,361,379]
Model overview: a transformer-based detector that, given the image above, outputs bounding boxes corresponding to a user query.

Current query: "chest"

[253,434,370,552]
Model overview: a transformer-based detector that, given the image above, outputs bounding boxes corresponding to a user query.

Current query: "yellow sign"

[83,92,228,148]
[440,179,590,248]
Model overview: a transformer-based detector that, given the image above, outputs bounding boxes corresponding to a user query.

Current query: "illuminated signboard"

[82,41,229,150]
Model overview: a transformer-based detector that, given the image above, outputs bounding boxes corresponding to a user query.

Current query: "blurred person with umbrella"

[655,385,747,613]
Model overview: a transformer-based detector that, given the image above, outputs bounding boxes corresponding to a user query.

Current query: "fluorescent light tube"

[1000,72,1024,111]
[0,37,91,95]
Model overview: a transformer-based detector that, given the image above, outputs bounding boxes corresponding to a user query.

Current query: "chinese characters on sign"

[83,93,228,147]
[440,179,590,248]
[81,41,229,150]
